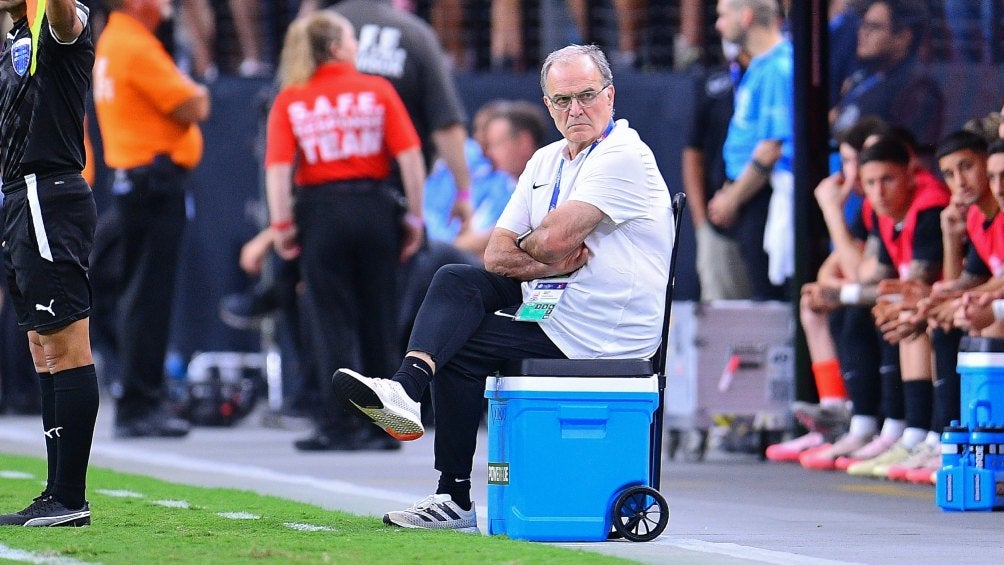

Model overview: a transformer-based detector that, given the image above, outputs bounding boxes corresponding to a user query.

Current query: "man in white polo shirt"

[332,44,674,532]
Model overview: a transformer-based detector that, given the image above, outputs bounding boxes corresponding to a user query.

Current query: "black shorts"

[2,172,96,333]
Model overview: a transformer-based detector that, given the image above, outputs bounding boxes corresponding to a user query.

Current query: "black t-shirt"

[963,216,994,278]
[332,0,466,169]
[874,207,944,268]
[0,4,93,187]
[683,64,737,199]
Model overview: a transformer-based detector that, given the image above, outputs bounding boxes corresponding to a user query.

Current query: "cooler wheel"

[609,486,669,542]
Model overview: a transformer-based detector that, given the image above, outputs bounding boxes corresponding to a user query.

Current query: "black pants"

[407,264,566,478]
[295,182,401,435]
[397,239,481,350]
[932,327,963,428]
[112,157,188,424]
[0,262,37,414]
[837,305,902,419]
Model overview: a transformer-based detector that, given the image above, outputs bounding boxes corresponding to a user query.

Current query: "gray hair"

[539,44,613,95]
[725,0,780,27]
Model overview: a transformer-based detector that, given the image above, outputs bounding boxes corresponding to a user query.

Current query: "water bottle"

[941,422,969,468]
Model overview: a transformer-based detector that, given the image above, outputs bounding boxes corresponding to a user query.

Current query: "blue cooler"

[485,367,659,541]
[963,427,1004,511]
[956,336,1004,428]
[936,423,970,511]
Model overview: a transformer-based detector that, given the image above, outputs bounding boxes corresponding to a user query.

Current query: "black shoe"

[219,287,279,330]
[358,427,403,451]
[114,414,191,438]
[294,430,358,451]
[0,494,90,527]
[294,428,402,452]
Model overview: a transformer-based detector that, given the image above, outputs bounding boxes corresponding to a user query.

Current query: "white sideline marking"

[0,425,859,565]
[653,539,863,565]
[0,544,96,565]
[0,471,34,479]
[152,500,191,508]
[283,522,335,532]
[218,511,260,520]
[95,489,143,498]
[92,443,422,505]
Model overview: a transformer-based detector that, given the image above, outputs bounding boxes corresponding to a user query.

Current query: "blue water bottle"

[941,422,969,468]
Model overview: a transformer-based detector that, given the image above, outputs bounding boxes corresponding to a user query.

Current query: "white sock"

[848,415,878,438]
[900,427,928,448]
[880,418,906,439]
[820,397,848,408]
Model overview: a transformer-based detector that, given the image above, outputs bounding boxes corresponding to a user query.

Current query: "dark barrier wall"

[167,79,275,359]
[87,65,1003,360]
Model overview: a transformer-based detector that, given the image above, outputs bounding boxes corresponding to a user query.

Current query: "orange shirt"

[265,62,420,187]
[82,119,95,187]
[93,12,203,170]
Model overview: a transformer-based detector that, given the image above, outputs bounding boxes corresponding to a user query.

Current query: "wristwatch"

[516,229,532,250]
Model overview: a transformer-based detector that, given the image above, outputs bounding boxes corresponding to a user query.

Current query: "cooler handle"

[970,399,992,428]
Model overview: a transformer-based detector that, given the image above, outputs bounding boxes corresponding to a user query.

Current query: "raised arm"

[47,0,85,44]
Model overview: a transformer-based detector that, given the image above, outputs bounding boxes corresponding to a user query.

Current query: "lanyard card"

[514,277,571,322]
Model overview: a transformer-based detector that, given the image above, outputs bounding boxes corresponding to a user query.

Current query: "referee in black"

[0,0,98,527]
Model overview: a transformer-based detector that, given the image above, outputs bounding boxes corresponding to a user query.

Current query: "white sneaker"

[332,369,424,441]
[846,440,910,477]
[765,431,825,462]
[383,494,479,533]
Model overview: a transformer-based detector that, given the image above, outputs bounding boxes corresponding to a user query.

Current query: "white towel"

[764,169,794,285]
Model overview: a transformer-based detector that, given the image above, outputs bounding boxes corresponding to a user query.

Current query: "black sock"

[903,379,934,431]
[393,355,433,402]
[38,372,57,495]
[880,365,904,421]
[436,473,472,511]
[51,365,99,509]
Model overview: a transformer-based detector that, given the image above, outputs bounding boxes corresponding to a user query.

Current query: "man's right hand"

[707,186,739,228]
[814,171,850,213]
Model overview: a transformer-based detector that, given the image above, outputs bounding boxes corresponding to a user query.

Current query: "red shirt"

[265,62,420,187]
[876,170,950,279]
[967,205,1004,277]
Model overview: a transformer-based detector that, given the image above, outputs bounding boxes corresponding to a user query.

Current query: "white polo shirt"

[495,119,674,359]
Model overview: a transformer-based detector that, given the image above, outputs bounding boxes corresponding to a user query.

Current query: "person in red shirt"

[265,10,425,451]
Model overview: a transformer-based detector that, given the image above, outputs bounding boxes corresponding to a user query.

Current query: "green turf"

[0,454,631,564]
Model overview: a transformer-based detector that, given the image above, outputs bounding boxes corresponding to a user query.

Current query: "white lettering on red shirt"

[289,92,385,164]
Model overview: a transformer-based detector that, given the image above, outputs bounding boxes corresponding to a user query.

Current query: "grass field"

[0,454,629,564]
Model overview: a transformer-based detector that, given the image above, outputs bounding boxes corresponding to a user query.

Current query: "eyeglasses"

[547,84,610,111]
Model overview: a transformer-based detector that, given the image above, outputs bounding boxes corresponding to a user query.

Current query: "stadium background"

[77,1,1004,369]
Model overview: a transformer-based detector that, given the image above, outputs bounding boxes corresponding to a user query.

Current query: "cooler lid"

[486,375,659,394]
[959,336,1004,353]
[500,358,654,377]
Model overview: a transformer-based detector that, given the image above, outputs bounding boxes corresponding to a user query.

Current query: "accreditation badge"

[514,277,570,322]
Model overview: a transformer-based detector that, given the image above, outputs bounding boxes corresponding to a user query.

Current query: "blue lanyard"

[841,71,883,106]
[549,120,615,211]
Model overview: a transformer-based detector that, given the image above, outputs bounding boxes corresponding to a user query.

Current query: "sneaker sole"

[382,513,479,533]
[333,372,424,441]
[24,511,90,527]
